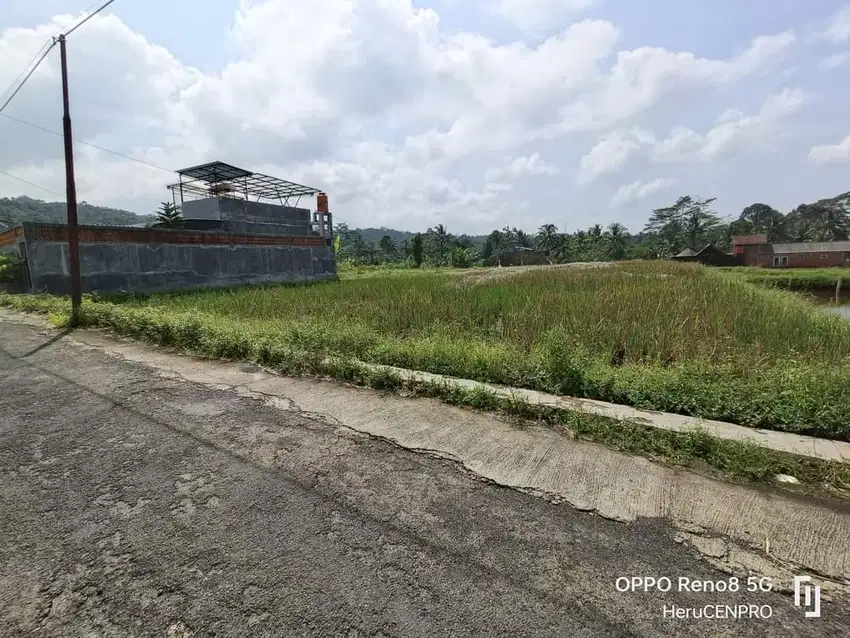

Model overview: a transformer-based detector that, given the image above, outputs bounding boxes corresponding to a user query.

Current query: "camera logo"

[793,576,821,618]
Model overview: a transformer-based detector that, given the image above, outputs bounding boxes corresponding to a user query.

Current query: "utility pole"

[57,34,82,323]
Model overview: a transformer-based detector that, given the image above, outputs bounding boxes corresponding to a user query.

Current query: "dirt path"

[1,317,847,636]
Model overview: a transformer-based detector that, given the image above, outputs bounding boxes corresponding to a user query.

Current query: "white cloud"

[588,30,796,125]
[654,87,812,161]
[823,7,850,43]
[610,177,676,208]
[485,153,558,180]
[497,0,597,31]
[0,1,825,234]
[577,88,811,181]
[819,51,850,69]
[809,134,850,164]
[576,128,653,184]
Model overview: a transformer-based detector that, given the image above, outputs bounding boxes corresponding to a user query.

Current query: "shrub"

[0,253,24,283]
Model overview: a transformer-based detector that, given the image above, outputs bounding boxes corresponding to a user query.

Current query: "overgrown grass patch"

[4,261,850,441]
[722,266,850,292]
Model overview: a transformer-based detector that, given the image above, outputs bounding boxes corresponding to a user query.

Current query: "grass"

[722,266,850,292]
[4,261,850,445]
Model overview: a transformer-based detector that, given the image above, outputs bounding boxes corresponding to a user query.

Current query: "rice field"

[5,260,850,440]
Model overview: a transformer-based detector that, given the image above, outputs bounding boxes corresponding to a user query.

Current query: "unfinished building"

[0,161,336,294]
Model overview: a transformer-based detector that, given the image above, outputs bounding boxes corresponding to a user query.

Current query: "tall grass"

[722,266,850,291]
[6,261,850,439]
[138,261,850,365]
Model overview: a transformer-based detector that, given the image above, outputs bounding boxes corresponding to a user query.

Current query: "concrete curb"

[354,362,850,464]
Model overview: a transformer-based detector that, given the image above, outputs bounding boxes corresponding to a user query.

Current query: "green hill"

[355,227,419,244]
[355,226,487,246]
[0,196,154,228]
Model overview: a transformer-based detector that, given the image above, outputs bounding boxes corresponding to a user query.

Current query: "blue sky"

[1,1,849,234]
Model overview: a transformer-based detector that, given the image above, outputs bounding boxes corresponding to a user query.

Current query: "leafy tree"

[334,223,366,263]
[736,203,786,241]
[153,202,183,228]
[378,235,396,261]
[426,224,452,264]
[453,235,475,250]
[449,246,479,268]
[645,195,720,254]
[683,198,720,250]
[482,230,507,258]
[411,233,424,268]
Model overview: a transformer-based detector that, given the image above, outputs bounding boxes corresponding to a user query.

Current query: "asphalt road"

[0,318,846,636]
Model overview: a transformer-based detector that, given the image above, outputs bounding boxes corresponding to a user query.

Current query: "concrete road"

[0,318,847,637]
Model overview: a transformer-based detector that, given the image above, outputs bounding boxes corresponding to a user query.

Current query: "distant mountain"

[0,196,154,228]
[355,227,419,244]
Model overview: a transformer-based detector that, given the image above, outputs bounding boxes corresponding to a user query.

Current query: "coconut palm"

[605,223,628,260]
[536,224,559,252]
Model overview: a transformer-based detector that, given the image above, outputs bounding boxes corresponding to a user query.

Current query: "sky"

[0,1,849,235]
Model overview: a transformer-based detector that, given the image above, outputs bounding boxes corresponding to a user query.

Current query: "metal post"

[58,35,82,323]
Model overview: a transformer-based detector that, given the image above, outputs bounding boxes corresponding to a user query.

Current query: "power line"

[0,0,121,116]
[0,112,175,174]
[0,39,52,104]
[0,169,65,198]
[0,41,56,115]
[65,0,119,37]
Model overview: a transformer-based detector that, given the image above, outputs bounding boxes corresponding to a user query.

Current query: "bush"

[0,253,24,283]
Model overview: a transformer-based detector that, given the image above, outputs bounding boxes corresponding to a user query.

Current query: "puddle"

[806,290,850,319]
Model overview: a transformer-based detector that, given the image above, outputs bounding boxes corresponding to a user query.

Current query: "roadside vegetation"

[0,253,24,284]
[5,260,850,443]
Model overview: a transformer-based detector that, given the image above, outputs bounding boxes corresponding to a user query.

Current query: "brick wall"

[0,227,23,248]
[759,252,848,268]
[31,225,325,247]
[19,222,337,294]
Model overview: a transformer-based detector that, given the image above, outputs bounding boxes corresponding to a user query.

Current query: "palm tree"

[589,224,603,241]
[605,223,628,260]
[536,224,559,252]
[552,233,570,263]
[428,224,451,264]
[513,229,531,248]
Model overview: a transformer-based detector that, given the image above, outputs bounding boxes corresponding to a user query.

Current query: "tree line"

[335,190,850,267]
[6,191,848,268]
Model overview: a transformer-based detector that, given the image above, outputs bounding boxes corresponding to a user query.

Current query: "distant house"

[485,245,549,267]
[731,235,850,268]
[731,235,771,266]
[767,241,850,268]
[670,244,741,266]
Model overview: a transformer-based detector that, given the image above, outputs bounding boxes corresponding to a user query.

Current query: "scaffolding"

[167,161,321,209]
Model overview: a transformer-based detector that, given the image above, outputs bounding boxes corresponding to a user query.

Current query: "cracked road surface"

[0,318,847,636]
